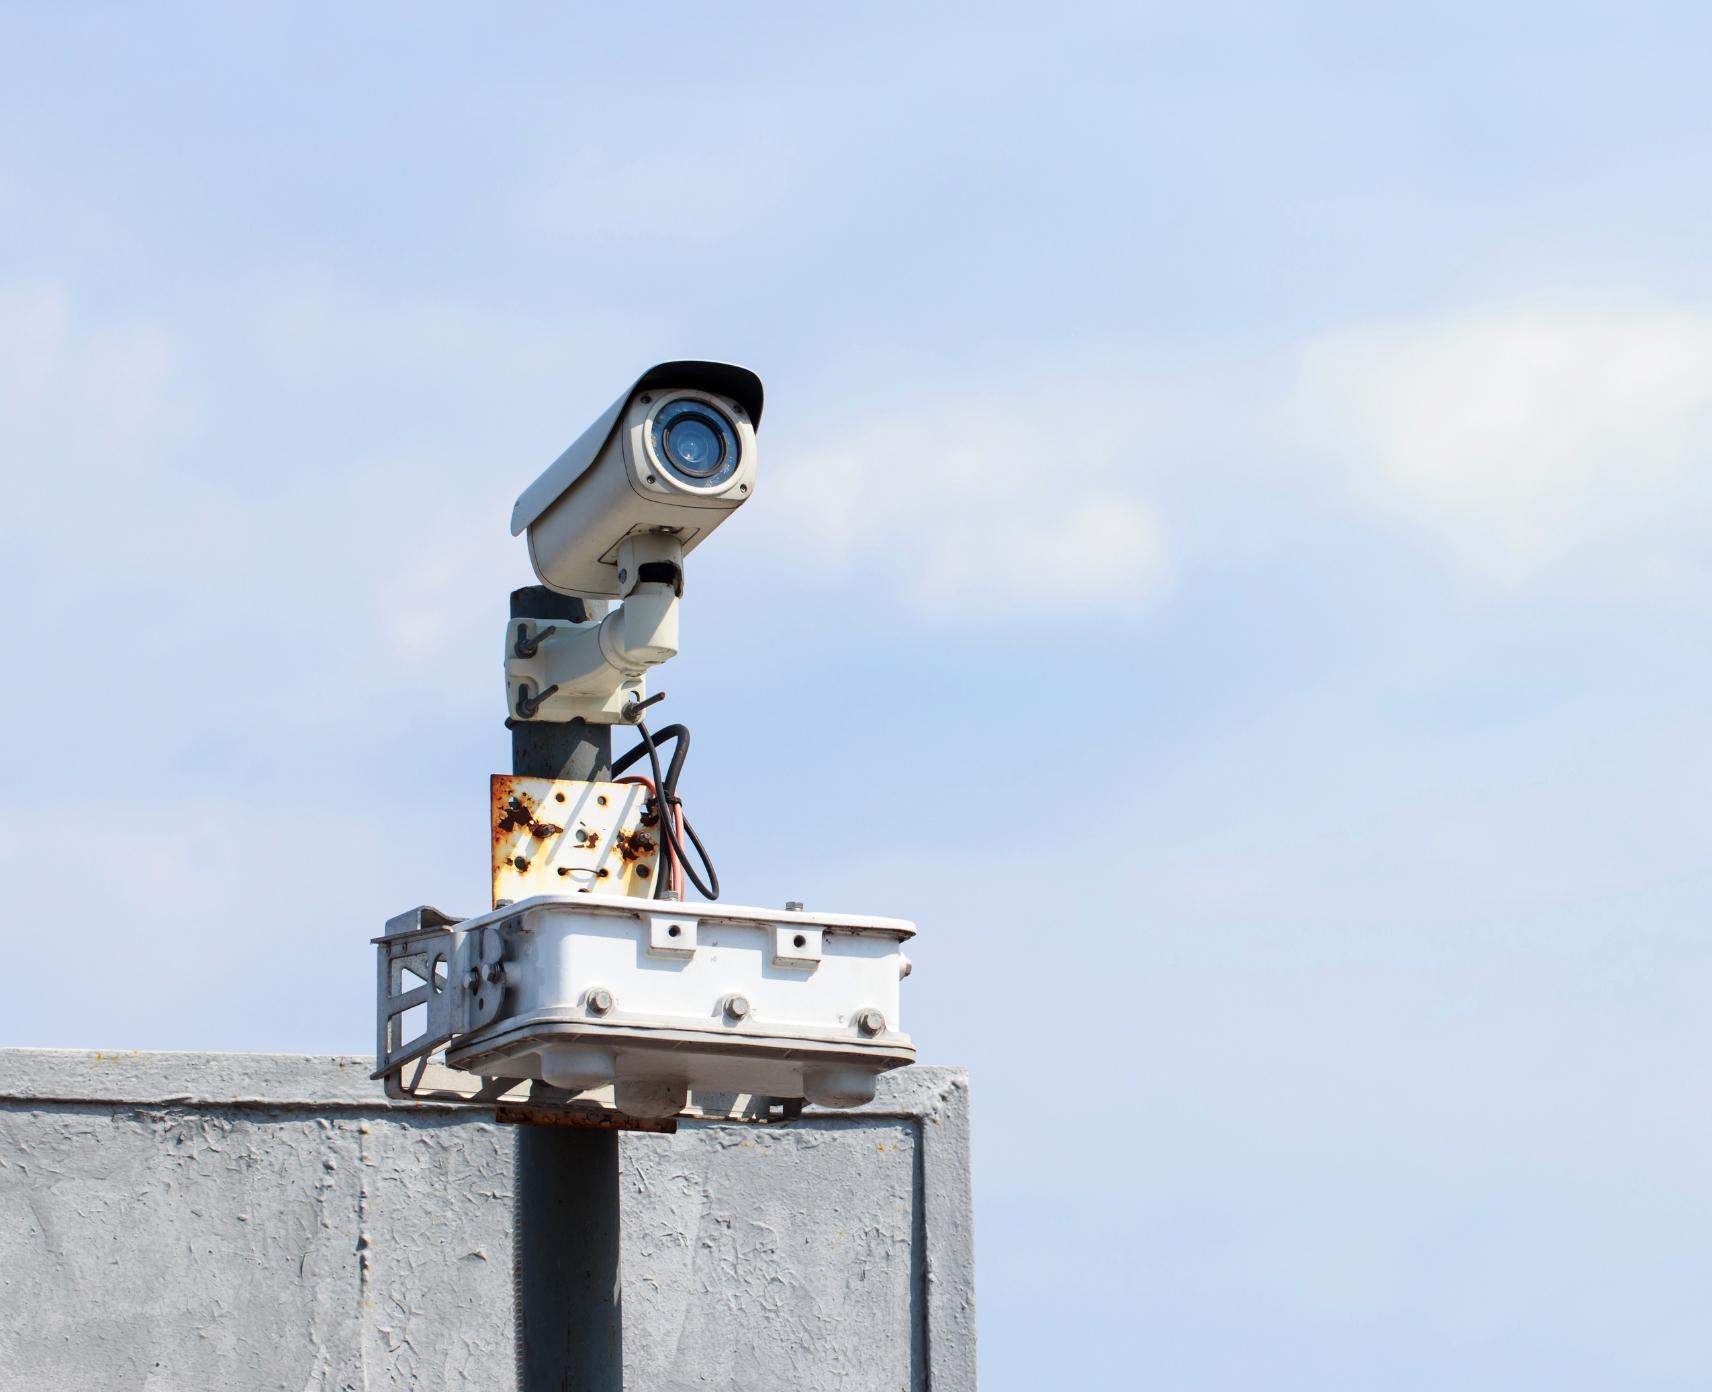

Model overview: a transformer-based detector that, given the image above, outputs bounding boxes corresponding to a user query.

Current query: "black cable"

[611,722,689,788]
[621,718,719,901]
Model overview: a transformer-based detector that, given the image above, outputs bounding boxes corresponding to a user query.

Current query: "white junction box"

[375,894,915,1124]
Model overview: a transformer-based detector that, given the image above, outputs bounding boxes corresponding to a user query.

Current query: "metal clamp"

[372,906,510,1090]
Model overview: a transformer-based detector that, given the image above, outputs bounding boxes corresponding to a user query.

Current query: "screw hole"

[554,792,566,803]
[793,933,807,949]
[667,924,681,938]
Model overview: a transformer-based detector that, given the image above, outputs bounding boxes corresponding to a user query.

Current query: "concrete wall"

[0,1050,974,1391]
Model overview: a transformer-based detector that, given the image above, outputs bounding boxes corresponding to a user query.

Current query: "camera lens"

[651,399,740,486]
[662,415,723,476]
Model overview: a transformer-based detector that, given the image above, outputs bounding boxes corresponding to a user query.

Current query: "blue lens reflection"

[650,397,740,487]
[664,416,722,475]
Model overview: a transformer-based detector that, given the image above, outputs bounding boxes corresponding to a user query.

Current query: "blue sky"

[2,4,1708,1387]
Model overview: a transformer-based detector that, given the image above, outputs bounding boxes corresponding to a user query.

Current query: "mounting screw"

[513,621,557,659]
[785,900,804,912]
[485,963,506,985]
[466,967,481,989]
[587,987,614,1015]
[724,994,751,1022]
[514,682,559,720]
[855,1008,886,1036]
[621,689,668,723]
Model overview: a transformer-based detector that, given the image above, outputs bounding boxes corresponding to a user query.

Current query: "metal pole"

[509,585,623,1392]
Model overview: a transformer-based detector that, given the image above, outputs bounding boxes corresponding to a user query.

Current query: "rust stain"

[613,828,657,863]
[494,797,533,837]
[492,776,565,843]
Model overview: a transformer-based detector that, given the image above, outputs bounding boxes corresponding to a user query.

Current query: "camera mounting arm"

[505,534,683,724]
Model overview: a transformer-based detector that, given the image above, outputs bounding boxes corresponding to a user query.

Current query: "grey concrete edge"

[0,1049,966,1120]
[1,1048,977,1388]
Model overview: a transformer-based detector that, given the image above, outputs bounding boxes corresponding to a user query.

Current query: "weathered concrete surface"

[0,1051,974,1391]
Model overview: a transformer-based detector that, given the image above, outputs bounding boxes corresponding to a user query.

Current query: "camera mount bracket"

[505,535,682,724]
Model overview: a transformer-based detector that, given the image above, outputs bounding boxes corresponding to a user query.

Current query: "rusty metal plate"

[491,775,661,907]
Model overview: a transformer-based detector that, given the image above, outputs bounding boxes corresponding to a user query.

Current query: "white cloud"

[756,384,1173,614]
[1295,305,1712,600]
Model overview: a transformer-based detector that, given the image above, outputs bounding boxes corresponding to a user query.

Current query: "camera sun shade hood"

[510,360,764,536]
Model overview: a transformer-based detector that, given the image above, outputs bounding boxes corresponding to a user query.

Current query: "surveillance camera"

[510,361,763,599]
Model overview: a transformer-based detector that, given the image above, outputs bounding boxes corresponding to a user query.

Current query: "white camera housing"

[511,361,762,600]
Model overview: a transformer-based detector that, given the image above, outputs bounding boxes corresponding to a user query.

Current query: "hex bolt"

[785,900,804,912]
[855,1008,886,1036]
[724,994,751,1022]
[466,967,482,990]
[587,987,615,1016]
